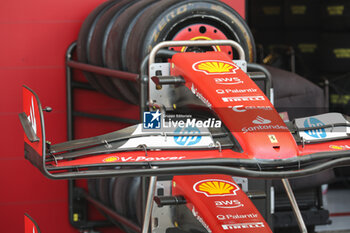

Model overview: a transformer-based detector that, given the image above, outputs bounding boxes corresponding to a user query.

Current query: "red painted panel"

[0,160,68,203]
[0,114,25,157]
[0,0,86,230]
[0,23,81,68]
[0,68,66,113]
[221,0,246,18]
[74,117,132,139]
[0,0,246,232]
[74,89,139,119]
[44,112,67,144]
[0,112,66,156]
[73,89,139,138]
[0,202,76,233]
[0,0,106,22]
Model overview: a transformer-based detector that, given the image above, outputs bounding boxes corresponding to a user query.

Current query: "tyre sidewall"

[142,1,255,62]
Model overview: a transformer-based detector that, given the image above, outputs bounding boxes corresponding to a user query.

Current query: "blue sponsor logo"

[143,110,161,129]
[174,126,202,146]
[303,117,326,138]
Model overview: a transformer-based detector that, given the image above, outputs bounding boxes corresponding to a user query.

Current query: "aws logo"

[193,60,239,75]
[193,179,240,197]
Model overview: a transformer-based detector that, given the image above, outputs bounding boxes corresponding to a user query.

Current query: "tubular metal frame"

[65,41,142,231]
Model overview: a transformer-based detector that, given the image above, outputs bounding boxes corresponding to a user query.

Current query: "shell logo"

[103,156,119,163]
[193,60,239,75]
[193,179,240,197]
[330,145,344,150]
[329,145,350,150]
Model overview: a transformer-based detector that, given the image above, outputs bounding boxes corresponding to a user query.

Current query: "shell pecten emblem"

[193,179,240,197]
[103,156,119,163]
[192,60,239,75]
[329,145,344,150]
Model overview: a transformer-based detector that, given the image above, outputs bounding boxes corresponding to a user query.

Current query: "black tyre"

[104,0,160,104]
[96,178,112,205]
[111,176,133,217]
[88,0,138,103]
[135,183,142,225]
[125,0,256,73]
[126,177,141,224]
[76,0,118,94]
[110,176,142,225]
[79,0,255,104]
[87,179,98,198]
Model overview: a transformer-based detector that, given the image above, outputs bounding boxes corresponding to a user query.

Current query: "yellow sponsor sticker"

[103,156,119,163]
[268,135,278,143]
[193,179,239,197]
[193,60,238,75]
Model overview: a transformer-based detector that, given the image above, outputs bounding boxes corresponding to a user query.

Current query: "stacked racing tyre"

[77,0,256,105]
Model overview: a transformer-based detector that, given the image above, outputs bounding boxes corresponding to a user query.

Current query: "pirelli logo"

[222,96,265,102]
[222,222,265,230]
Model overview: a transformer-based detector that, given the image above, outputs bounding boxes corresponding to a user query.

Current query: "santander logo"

[252,116,271,125]
[27,97,37,134]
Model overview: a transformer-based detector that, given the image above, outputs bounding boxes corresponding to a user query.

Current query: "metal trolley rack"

[65,41,142,232]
